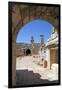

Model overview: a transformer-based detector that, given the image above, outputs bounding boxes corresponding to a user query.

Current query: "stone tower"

[40,35,45,46]
[30,36,34,44]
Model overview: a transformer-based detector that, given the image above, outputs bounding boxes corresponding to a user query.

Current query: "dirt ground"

[16,56,58,86]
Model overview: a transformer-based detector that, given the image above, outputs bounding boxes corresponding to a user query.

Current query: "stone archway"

[10,2,60,86]
[26,49,31,56]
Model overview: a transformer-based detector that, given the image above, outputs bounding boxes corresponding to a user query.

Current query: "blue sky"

[16,19,53,44]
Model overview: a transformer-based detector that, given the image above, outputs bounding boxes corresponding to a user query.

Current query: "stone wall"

[50,48,58,67]
[16,43,41,57]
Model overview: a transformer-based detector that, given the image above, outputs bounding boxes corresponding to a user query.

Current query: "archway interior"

[16,19,54,58]
[26,49,31,56]
[16,19,56,86]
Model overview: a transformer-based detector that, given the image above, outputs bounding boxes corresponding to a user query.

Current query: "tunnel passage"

[26,49,31,56]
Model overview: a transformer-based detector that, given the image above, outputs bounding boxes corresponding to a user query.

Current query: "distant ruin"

[16,35,45,56]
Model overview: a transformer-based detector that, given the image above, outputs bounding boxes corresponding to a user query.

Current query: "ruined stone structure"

[16,35,45,57]
[9,2,60,86]
[46,27,58,69]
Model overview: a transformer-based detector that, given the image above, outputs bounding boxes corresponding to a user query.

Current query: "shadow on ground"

[16,70,58,86]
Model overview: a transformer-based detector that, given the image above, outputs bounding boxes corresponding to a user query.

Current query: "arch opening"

[16,19,54,39]
[26,49,31,56]
[16,19,53,44]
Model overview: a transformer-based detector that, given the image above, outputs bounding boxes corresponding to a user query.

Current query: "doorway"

[26,49,31,56]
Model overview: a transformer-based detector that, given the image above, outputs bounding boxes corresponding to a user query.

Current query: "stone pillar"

[12,37,16,87]
[46,48,50,69]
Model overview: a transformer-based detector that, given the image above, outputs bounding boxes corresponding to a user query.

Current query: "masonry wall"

[50,48,58,67]
[16,44,41,57]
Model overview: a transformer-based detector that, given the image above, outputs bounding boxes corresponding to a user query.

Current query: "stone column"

[46,48,50,70]
[12,36,16,87]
